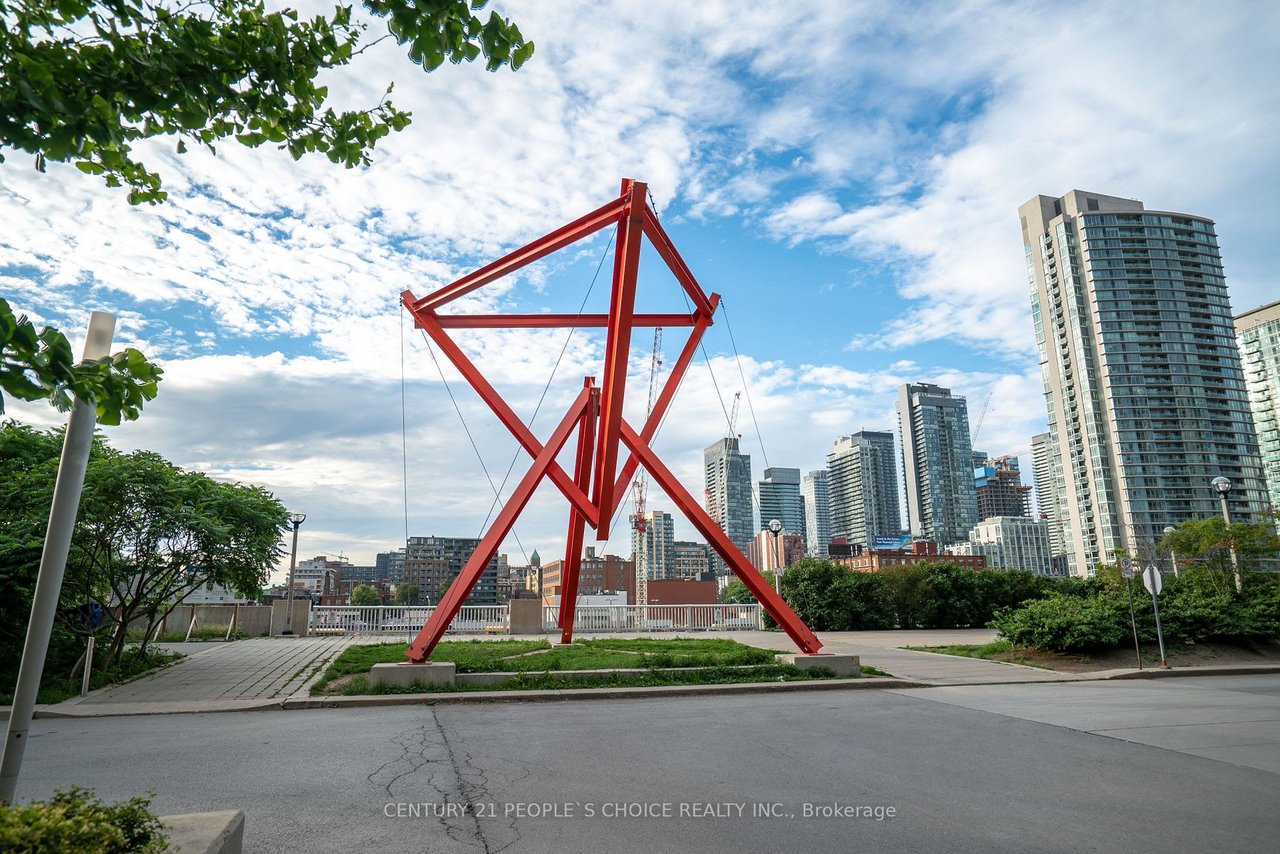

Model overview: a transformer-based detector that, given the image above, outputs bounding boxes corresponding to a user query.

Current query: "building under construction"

[974,455,1032,521]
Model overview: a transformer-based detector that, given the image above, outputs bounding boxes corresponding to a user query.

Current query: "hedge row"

[992,568,1280,652]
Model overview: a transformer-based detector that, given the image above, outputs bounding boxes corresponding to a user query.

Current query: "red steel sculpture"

[401,179,823,662]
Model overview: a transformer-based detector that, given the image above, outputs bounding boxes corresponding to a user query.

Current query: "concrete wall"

[270,599,311,636]
[160,605,275,637]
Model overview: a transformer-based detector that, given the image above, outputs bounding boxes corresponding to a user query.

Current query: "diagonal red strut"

[399,178,823,662]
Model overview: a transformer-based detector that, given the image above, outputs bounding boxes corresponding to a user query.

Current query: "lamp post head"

[1211,476,1232,496]
[1162,526,1176,536]
[768,519,783,535]
[289,512,307,527]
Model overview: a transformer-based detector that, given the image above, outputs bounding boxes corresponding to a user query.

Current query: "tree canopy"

[350,584,381,605]
[1,298,162,423]
[1,0,534,203]
[1161,516,1280,593]
[0,422,287,673]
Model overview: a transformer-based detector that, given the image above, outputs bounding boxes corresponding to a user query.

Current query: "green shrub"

[779,560,895,631]
[0,787,167,853]
[991,592,1130,652]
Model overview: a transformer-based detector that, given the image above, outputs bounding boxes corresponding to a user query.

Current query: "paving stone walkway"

[77,637,360,704]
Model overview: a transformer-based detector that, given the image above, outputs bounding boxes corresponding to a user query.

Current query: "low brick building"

[833,540,986,572]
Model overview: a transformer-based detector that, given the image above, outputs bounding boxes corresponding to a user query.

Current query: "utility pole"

[1,313,115,803]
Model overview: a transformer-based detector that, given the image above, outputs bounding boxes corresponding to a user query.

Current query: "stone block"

[509,598,545,635]
[161,809,244,854]
[369,662,456,689]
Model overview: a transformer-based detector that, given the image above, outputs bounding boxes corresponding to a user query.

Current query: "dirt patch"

[998,640,1280,673]
[319,674,360,693]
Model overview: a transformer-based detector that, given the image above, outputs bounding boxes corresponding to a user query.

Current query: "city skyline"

[4,3,1278,576]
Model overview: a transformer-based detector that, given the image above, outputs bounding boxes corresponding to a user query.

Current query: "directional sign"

[1119,557,1134,579]
[1142,564,1162,596]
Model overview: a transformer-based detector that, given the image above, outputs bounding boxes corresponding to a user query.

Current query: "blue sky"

[3,1,1278,577]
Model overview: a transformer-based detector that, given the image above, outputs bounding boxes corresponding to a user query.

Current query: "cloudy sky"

[4,1,1277,578]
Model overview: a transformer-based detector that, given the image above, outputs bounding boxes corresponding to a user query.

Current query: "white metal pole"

[1,312,115,803]
[1219,493,1242,593]
[79,636,95,698]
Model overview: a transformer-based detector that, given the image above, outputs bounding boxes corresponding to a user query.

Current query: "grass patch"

[0,646,183,706]
[311,638,830,696]
[904,640,1050,669]
[507,638,775,672]
[860,664,893,677]
[309,639,551,693]
[337,663,843,695]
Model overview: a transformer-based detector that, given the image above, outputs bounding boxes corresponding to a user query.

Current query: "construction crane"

[971,389,993,449]
[630,328,663,607]
[727,390,741,438]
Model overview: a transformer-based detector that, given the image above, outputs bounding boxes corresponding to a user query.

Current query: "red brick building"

[834,540,986,572]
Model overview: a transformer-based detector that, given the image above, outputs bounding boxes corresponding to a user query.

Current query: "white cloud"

[5,1,1274,572]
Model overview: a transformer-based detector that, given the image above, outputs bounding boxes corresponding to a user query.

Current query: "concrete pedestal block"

[789,654,860,676]
[369,662,456,689]
[161,809,244,854]
[509,598,544,635]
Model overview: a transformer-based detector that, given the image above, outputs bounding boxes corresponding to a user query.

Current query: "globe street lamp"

[767,519,784,595]
[1211,477,1242,593]
[281,512,306,635]
[1162,525,1179,578]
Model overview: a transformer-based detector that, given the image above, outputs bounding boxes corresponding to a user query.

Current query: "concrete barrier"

[509,598,544,635]
[162,809,244,853]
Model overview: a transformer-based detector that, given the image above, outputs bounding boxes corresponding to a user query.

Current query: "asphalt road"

[17,676,1280,853]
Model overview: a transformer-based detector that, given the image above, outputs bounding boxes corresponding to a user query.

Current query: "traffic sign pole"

[1120,558,1142,670]
[1144,565,1168,668]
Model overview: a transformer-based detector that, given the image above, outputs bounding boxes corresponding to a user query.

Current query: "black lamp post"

[1211,477,1242,592]
[281,512,306,635]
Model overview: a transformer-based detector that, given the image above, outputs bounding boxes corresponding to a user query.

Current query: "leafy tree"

[394,582,418,605]
[350,584,381,605]
[1,298,161,424]
[2,423,286,685]
[1,0,534,204]
[63,444,288,663]
[720,579,755,605]
[878,563,931,629]
[1161,517,1280,594]
[779,558,894,631]
[0,422,96,688]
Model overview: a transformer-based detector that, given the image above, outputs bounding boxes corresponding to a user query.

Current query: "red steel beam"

[618,421,823,654]
[435,313,696,329]
[402,296,599,529]
[407,385,593,662]
[641,205,714,317]
[410,195,627,314]
[590,179,646,539]
[557,381,598,644]
[609,294,718,513]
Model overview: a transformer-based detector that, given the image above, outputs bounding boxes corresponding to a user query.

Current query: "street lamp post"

[768,519,783,596]
[1211,476,1243,592]
[1162,525,1179,578]
[281,512,306,635]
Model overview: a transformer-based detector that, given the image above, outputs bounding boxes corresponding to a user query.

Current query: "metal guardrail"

[309,604,763,635]
[541,604,763,633]
[308,605,509,636]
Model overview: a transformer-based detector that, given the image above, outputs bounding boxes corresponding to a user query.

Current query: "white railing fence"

[544,604,762,633]
[308,604,763,636]
[308,605,508,636]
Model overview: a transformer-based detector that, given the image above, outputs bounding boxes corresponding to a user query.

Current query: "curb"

[1099,664,1280,680]
[283,677,926,709]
